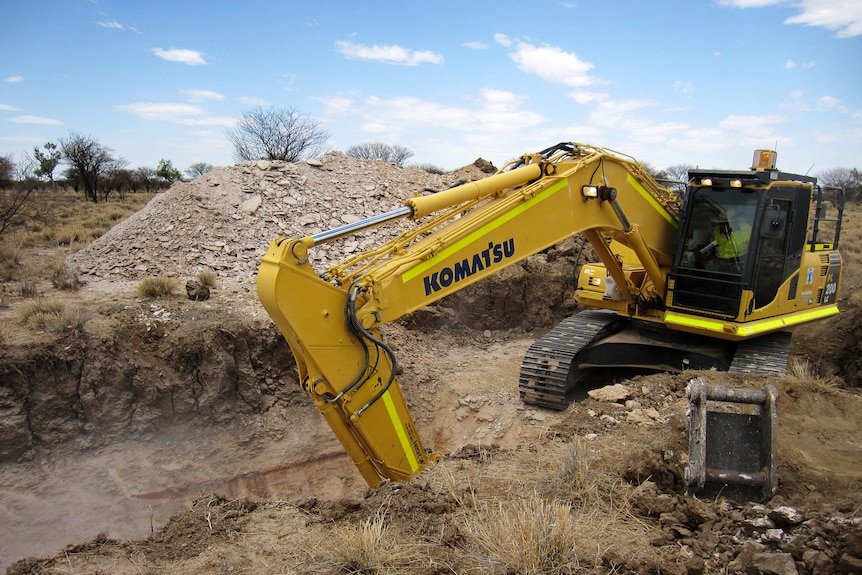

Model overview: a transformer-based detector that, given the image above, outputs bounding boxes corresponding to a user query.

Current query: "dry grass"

[784,356,843,394]
[463,494,582,575]
[136,276,177,299]
[196,269,217,287]
[50,260,83,291]
[307,511,426,574]
[18,299,89,333]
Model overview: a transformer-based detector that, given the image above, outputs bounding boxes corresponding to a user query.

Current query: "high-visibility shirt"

[712,223,751,259]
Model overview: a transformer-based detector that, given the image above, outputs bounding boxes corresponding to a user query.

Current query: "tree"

[226,106,329,162]
[0,155,13,185]
[818,167,861,204]
[134,166,158,193]
[0,155,37,236]
[155,158,182,184]
[346,141,414,166]
[658,163,693,197]
[185,162,213,179]
[33,142,61,190]
[60,133,118,203]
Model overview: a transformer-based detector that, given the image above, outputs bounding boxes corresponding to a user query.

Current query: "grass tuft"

[196,269,217,287]
[136,276,177,299]
[464,494,581,575]
[784,356,843,394]
[50,261,83,291]
[18,299,89,333]
[310,511,424,574]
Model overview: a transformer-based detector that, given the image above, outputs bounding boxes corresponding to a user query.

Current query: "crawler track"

[518,310,619,410]
[729,331,792,377]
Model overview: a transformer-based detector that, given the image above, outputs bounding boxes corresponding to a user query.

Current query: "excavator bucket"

[684,377,778,502]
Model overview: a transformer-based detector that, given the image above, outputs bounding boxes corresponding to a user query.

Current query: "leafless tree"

[346,141,414,166]
[226,106,330,162]
[0,155,37,236]
[818,167,861,204]
[60,133,120,203]
[658,163,694,197]
[134,166,158,193]
[185,162,214,179]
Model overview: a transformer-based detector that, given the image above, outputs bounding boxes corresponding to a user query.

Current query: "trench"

[0,309,540,571]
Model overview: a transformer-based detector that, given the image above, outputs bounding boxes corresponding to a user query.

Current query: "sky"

[1,0,861,179]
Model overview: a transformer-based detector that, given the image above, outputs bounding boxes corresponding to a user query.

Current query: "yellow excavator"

[257,142,843,487]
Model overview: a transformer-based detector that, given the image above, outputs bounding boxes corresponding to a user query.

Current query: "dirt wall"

[0,311,297,461]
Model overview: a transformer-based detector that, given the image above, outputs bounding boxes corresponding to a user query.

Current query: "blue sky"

[1,0,860,177]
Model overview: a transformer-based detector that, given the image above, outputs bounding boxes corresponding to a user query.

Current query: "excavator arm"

[257,143,681,486]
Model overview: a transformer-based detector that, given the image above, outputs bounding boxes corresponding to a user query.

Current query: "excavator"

[257,142,843,487]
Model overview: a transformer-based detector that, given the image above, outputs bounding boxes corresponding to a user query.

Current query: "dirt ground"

[1,159,861,574]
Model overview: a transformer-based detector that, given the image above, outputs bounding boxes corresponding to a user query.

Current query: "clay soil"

[1,156,861,574]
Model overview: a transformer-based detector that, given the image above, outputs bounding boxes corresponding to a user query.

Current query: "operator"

[700,211,751,273]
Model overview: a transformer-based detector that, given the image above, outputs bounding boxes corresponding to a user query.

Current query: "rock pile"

[67,153,493,296]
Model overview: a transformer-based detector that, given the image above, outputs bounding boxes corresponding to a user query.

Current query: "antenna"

[805,163,815,176]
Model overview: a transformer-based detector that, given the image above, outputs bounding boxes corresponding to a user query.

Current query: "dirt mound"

[66,154,493,290]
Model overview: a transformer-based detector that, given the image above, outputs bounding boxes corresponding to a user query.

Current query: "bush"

[414,163,445,175]
[50,261,82,291]
[196,269,217,287]
[18,299,89,333]
[464,495,582,574]
[136,276,177,299]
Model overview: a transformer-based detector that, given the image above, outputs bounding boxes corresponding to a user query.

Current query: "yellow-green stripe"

[402,179,568,282]
[382,390,419,472]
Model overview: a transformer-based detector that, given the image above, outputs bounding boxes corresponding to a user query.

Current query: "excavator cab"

[666,156,842,336]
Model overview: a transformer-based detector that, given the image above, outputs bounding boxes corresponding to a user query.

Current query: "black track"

[518,310,618,410]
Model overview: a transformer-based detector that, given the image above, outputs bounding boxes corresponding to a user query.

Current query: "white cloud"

[180,89,225,102]
[97,20,124,29]
[8,115,63,125]
[117,102,235,126]
[719,0,862,37]
[5,76,24,83]
[463,41,489,50]
[786,0,862,37]
[508,41,596,88]
[817,95,847,112]
[152,48,207,66]
[316,96,354,117]
[335,41,443,66]
[785,59,797,69]
[569,91,608,105]
[0,104,20,111]
[493,33,512,47]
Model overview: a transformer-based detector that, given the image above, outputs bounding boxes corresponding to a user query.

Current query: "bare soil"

[1,156,860,574]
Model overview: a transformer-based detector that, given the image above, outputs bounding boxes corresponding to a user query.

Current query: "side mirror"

[760,204,787,239]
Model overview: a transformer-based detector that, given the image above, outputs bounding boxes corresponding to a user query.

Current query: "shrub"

[18,300,88,333]
[311,512,423,574]
[196,269,217,287]
[415,163,445,175]
[464,495,582,574]
[784,356,842,394]
[136,276,177,299]
[50,261,82,291]
[19,278,38,297]
[0,242,21,280]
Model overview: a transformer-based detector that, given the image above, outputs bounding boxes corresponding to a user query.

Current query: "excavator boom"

[257,142,842,486]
